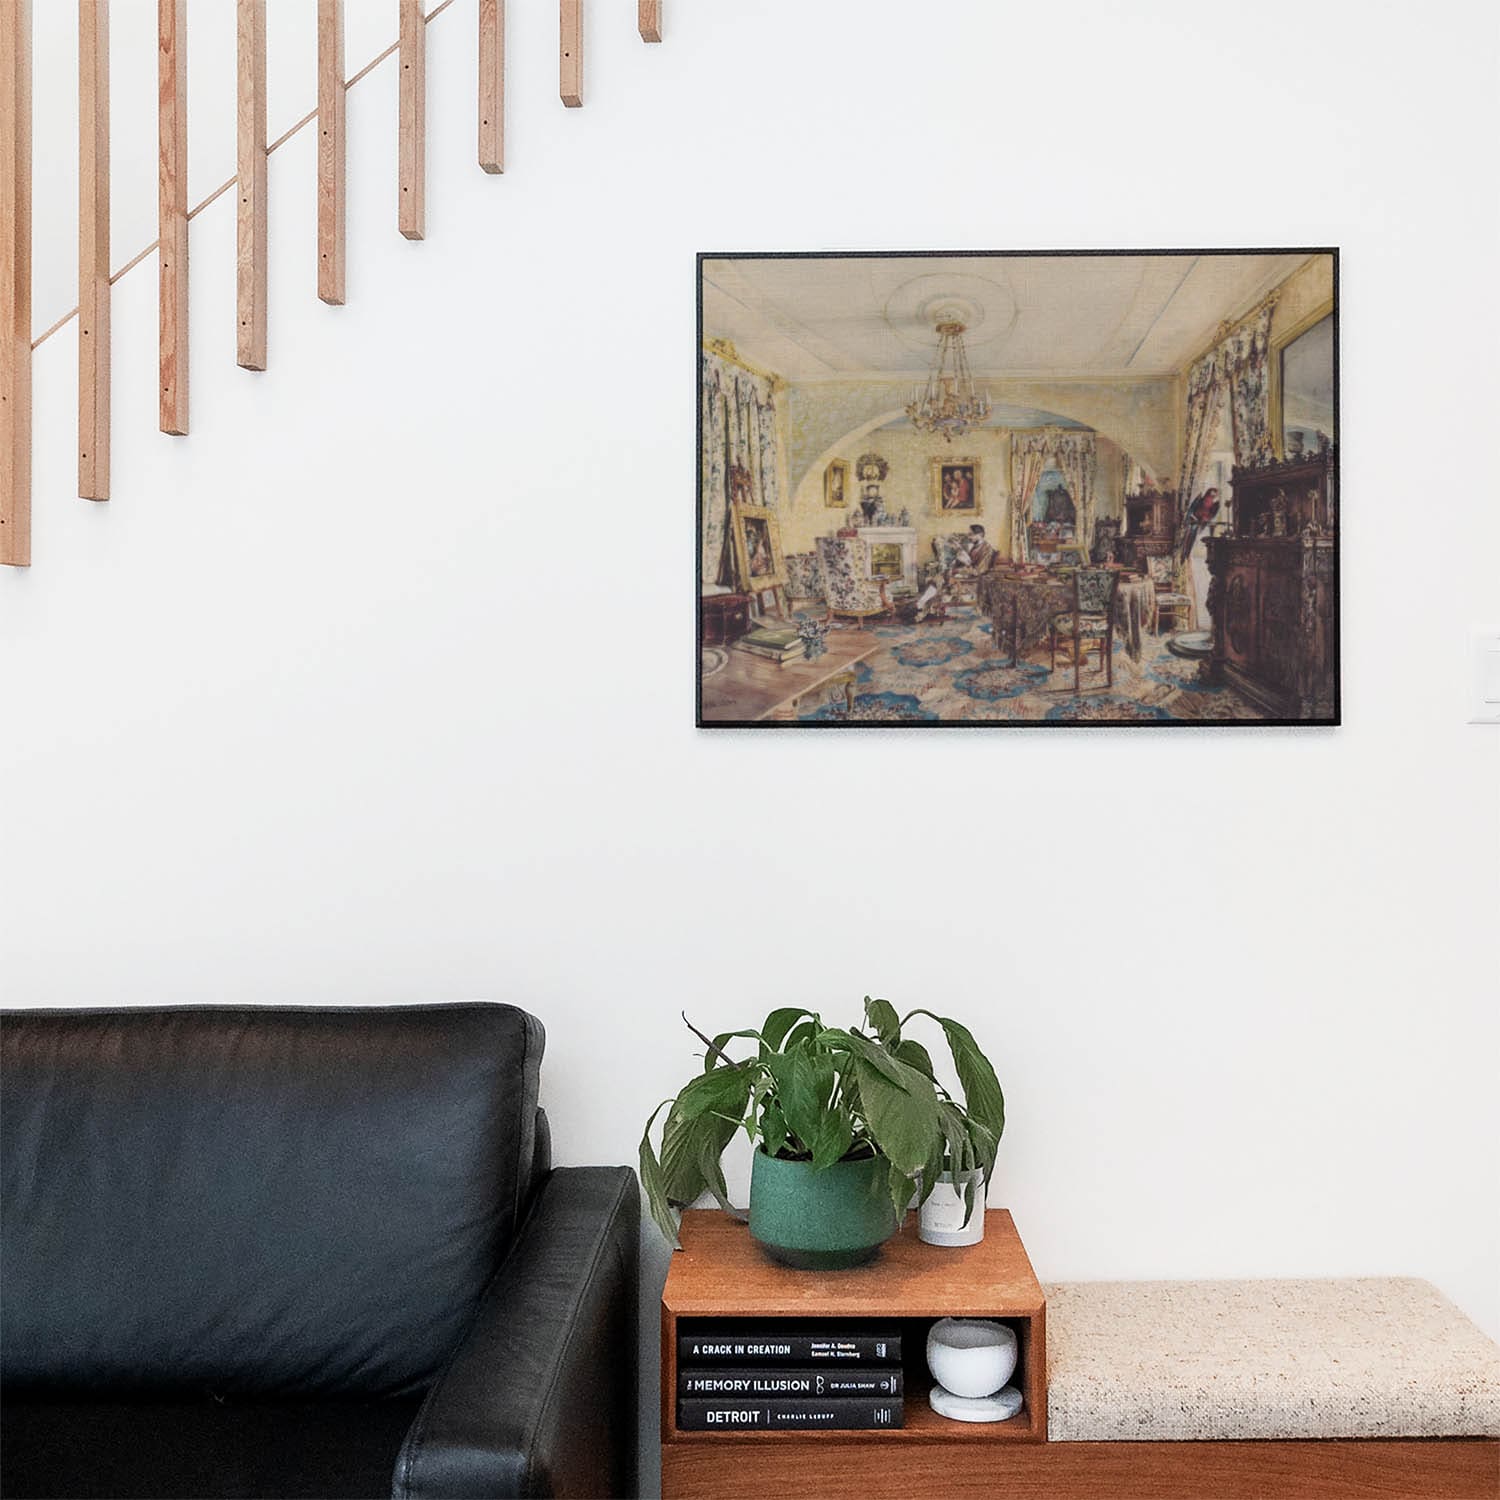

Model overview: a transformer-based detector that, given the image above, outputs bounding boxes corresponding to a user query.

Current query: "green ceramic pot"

[748,1149,898,1270]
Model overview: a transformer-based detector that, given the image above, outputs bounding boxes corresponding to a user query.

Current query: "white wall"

[4,1,1498,1486]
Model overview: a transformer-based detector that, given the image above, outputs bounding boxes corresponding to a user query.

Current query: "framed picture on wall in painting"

[932,457,980,516]
[824,459,849,508]
[697,248,1339,728]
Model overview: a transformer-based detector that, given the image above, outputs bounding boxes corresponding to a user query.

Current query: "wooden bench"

[1035,1276,1500,1499]
[659,1214,1500,1499]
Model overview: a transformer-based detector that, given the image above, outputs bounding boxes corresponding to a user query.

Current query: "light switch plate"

[1471,628,1500,724]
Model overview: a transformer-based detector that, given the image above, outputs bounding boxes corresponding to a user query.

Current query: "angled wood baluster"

[478,0,504,173]
[398,0,425,239]
[158,0,188,435]
[0,0,30,564]
[79,1,110,499]
[317,0,346,304]
[236,0,267,370]
[638,0,662,43]
[560,0,582,108]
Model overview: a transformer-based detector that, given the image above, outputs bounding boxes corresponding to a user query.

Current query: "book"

[679,1368,903,1398]
[739,626,803,650]
[677,1331,901,1364]
[734,642,805,664]
[732,636,804,654]
[677,1397,903,1431]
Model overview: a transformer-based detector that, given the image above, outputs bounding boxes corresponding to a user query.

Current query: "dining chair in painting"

[815,536,893,625]
[1146,553,1193,635]
[1049,567,1119,692]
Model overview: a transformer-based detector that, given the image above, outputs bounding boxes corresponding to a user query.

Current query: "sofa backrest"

[0,1004,543,1400]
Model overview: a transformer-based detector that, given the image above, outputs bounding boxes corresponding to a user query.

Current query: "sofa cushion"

[1043,1277,1500,1441]
[1,1395,421,1500]
[1,1004,542,1400]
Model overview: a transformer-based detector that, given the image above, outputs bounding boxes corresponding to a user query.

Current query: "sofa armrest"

[394,1166,640,1500]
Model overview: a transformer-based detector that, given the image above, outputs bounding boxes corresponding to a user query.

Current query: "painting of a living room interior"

[698,251,1337,725]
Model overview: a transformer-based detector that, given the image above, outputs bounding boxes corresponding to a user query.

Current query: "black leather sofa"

[0,1004,639,1500]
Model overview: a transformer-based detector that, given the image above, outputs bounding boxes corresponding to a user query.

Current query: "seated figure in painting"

[911,524,996,621]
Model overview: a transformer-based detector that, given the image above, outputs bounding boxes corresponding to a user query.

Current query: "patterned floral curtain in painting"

[1220,303,1276,469]
[1178,350,1227,517]
[1178,299,1276,515]
[700,348,782,587]
[1009,432,1051,563]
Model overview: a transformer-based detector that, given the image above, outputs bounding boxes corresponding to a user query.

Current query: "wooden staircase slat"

[236,0,267,370]
[639,0,662,44]
[317,0,346,305]
[158,0,188,436]
[79,1,110,498]
[398,0,425,240]
[478,0,503,173]
[0,0,30,565]
[560,0,582,108]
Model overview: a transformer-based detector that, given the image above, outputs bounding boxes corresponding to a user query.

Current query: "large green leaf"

[695,1127,737,1216]
[700,1029,762,1073]
[905,1009,1006,1144]
[759,1098,789,1159]
[808,1104,854,1172]
[764,1043,833,1155]
[639,1101,681,1248]
[913,1131,946,1214]
[893,1038,935,1080]
[674,1061,755,1123]
[661,1096,739,1205]
[760,1007,816,1054]
[850,1053,939,1175]
[887,1157,916,1225]
[659,1108,705,1203]
[863,997,901,1046]
[835,1028,922,1092]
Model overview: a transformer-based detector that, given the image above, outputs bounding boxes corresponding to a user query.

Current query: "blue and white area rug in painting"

[791,606,1260,724]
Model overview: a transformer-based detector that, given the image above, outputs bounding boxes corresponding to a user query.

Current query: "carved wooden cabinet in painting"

[1206,450,1338,722]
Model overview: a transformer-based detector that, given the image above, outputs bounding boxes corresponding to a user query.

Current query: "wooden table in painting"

[976,573,1157,665]
[699,632,879,723]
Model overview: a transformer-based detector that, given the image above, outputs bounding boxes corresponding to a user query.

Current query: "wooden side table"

[700,593,751,647]
[661,1209,1046,1499]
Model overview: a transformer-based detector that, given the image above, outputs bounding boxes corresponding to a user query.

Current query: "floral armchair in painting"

[815,536,892,624]
[783,551,824,605]
[923,532,992,605]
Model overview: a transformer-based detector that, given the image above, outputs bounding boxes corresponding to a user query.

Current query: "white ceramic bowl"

[926,1317,1018,1399]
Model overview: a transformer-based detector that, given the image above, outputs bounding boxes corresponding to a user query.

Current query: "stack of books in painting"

[732,625,806,666]
[677,1325,904,1431]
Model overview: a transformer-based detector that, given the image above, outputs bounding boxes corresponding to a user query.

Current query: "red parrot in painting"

[1180,487,1221,560]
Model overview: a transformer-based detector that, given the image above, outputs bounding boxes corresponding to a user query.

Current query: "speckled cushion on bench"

[1042,1278,1500,1441]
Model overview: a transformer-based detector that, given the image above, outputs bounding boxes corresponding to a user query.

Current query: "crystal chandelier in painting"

[906,319,991,442]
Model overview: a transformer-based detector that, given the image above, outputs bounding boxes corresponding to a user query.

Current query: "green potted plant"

[640,997,1004,1269]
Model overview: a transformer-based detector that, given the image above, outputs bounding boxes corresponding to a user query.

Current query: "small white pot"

[926,1318,1018,1399]
[917,1169,985,1246]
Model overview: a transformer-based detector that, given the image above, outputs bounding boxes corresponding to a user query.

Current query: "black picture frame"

[697,248,1340,730]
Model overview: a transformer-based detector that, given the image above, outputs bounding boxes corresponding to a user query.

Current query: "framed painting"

[824,459,849,508]
[698,248,1339,728]
[932,457,980,516]
[731,503,786,597]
